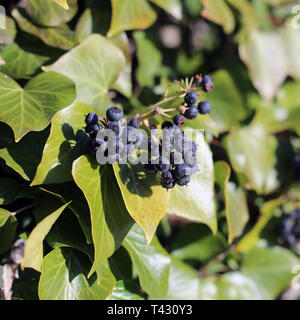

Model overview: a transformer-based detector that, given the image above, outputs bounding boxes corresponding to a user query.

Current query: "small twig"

[10,202,39,216]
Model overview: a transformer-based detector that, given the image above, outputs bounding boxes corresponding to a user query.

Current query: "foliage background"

[0,0,300,300]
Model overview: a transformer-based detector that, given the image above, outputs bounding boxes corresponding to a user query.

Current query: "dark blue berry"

[85,112,98,125]
[155,156,170,172]
[107,121,123,137]
[198,101,212,114]
[176,175,191,186]
[162,121,174,130]
[173,114,185,127]
[184,92,198,106]
[128,118,140,129]
[161,171,175,189]
[94,138,107,152]
[85,123,101,135]
[184,151,197,167]
[126,143,135,156]
[202,75,213,92]
[174,163,192,179]
[106,106,123,122]
[184,106,199,120]
[170,151,182,164]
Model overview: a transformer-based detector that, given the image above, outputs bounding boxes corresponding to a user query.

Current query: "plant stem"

[10,203,39,216]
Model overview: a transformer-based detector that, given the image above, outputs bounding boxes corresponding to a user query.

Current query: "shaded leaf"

[0,208,17,255]
[0,44,49,79]
[43,34,126,113]
[237,199,284,252]
[39,247,116,300]
[21,202,70,272]
[0,178,24,205]
[32,101,92,185]
[12,9,78,50]
[123,224,170,299]
[72,156,133,277]
[0,71,75,142]
[0,128,50,181]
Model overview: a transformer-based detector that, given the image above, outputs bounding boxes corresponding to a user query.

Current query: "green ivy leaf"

[26,0,77,27]
[200,0,235,34]
[107,280,144,300]
[0,16,17,45]
[168,138,217,234]
[0,44,50,79]
[0,71,75,142]
[150,0,182,20]
[12,9,78,50]
[113,163,170,245]
[123,224,170,299]
[215,161,249,244]
[0,128,50,181]
[72,156,133,277]
[43,34,126,113]
[241,242,300,299]
[107,0,157,37]
[52,0,69,9]
[21,202,70,272]
[239,30,287,101]
[32,101,92,186]
[224,125,279,194]
[39,247,116,300]
[0,208,17,255]
[133,31,170,88]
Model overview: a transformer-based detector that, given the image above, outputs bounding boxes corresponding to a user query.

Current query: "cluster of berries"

[84,107,141,162]
[179,75,213,121]
[278,210,300,247]
[83,75,214,190]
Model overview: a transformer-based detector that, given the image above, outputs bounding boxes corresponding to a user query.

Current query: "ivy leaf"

[224,125,279,194]
[241,242,300,299]
[168,137,217,234]
[39,247,116,300]
[43,34,126,113]
[0,128,50,181]
[237,199,284,252]
[239,30,287,101]
[150,0,182,20]
[0,208,17,255]
[0,16,17,45]
[52,0,69,9]
[21,202,70,272]
[113,163,170,245]
[0,71,75,142]
[200,0,235,34]
[215,161,249,244]
[26,0,77,27]
[72,156,133,277]
[107,0,157,37]
[31,101,92,186]
[123,224,171,299]
[12,9,78,50]
[0,44,50,79]
[107,280,144,300]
